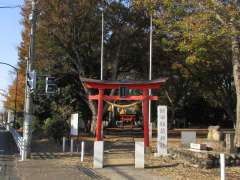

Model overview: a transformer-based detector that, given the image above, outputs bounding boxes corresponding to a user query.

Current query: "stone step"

[105,154,134,158]
[104,157,134,166]
[104,152,134,156]
[105,149,134,153]
[104,151,134,164]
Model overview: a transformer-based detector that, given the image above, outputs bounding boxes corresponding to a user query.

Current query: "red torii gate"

[81,77,167,147]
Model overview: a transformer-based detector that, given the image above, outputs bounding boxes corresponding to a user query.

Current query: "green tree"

[135,0,240,148]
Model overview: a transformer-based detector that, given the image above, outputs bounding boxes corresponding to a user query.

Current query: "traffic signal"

[45,76,57,94]
[27,70,36,91]
[119,86,128,97]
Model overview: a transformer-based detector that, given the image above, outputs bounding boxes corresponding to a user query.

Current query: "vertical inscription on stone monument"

[157,106,167,155]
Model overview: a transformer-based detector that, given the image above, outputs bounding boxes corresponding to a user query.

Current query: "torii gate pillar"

[143,89,149,147]
[96,89,104,141]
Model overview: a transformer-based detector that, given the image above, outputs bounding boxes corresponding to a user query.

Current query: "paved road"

[0,126,20,180]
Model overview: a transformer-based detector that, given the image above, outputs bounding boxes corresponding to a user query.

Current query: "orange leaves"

[4,71,25,112]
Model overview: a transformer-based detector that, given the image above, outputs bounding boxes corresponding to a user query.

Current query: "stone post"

[70,138,74,154]
[225,133,234,153]
[81,141,85,162]
[62,137,66,152]
[220,153,225,180]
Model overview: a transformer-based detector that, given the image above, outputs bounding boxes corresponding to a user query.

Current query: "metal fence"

[8,126,23,156]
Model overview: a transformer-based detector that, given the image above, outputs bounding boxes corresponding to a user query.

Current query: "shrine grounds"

[8,128,240,180]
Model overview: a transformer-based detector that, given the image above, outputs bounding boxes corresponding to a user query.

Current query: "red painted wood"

[96,89,104,141]
[143,89,149,147]
[85,82,161,90]
[88,95,99,100]
[119,114,136,128]
[89,95,158,101]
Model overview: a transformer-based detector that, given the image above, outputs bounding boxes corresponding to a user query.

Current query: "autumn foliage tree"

[4,2,31,116]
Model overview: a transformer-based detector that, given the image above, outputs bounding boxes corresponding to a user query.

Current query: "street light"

[0,61,19,128]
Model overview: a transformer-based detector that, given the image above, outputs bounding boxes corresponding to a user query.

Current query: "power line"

[0,5,22,9]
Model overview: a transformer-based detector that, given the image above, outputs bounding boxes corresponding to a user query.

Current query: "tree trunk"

[165,90,176,129]
[231,25,240,148]
[102,45,121,125]
[90,110,97,134]
[169,106,176,129]
[79,74,98,135]
[224,105,235,127]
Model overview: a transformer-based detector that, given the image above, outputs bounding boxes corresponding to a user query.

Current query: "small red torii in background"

[81,78,167,147]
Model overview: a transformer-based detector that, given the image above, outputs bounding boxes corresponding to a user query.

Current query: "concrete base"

[135,142,144,168]
[93,141,104,168]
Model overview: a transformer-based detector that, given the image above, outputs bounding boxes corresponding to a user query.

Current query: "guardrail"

[8,126,23,156]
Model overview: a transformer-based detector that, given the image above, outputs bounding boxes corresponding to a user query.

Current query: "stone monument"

[156,106,168,156]
[207,126,222,141]
[206,126,224,151]
[181,131,196,146]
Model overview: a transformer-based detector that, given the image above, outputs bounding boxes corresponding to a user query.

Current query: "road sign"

[70,113,78,136]
[45,76,57,94]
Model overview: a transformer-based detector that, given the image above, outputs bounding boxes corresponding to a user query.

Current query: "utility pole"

[22,0,37,160]
[100,11,104,80]
[14,71,18,128]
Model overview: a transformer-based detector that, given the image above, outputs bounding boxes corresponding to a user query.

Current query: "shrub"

[43,116,69,142]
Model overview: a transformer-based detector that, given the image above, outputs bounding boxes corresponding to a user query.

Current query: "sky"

[0,0,24,112]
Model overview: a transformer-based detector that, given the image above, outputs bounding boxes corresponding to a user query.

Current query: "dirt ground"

[15,128,240,180]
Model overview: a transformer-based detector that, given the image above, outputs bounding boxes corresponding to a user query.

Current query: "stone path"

[16,158,172,180]
[96,166,172,180]
[104,141,134,166]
